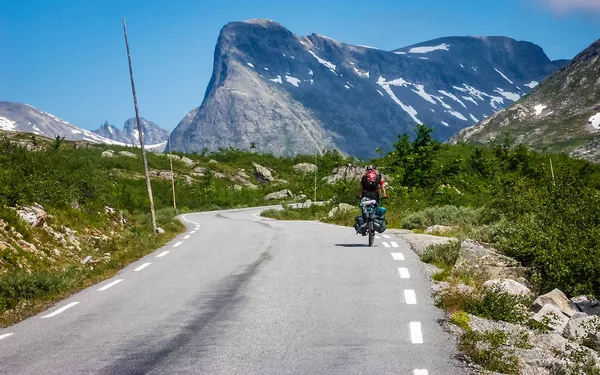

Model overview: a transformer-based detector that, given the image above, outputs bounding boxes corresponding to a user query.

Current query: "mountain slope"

[0,102,123,145]
[451,38,600,162]
[93,118,169,146]
[168,19,567,157]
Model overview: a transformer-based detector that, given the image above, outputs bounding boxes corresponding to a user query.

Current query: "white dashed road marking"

[41,302,79,319]
[404,290,417,305]
[382,242,391,248]
[375,235,381,239]
[383,234,391,239]
[97,279,123,291]
[390,241,399,248]
[0,333,14,340]
[156,251,170,258]
[183,235,190,239]
[190,231,196,234]
[173,242,183,248]
[398,268,410,279]
[391,252,405,260]
[134,263,151,272]
[414,370,428,375]
[410,321,424,344]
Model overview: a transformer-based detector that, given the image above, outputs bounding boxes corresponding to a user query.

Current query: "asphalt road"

[0,207,468,375]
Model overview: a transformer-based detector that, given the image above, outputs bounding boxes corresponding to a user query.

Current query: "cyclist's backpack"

[363,170,379,191]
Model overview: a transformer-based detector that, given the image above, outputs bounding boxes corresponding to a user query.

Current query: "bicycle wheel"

[368,220,374,247]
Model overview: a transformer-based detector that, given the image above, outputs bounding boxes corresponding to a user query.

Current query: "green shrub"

[459,329,521,375]
[450,311,471,331]
[401,205,483,229]
[464,284,532,324]
[420,240,461,268]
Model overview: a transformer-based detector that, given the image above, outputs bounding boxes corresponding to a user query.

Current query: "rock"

[327,203,357,218]
[168,154,181,161]
[274,178,288,184]
[424,225,457,234]
[483,278,532,297]
[233,185,243,191]
[563,314,600,341]
[155,227,165,234]
[101,150,114,157]
[572,295,600,316]
[295,194,307,201]
[431,281,476,296]
[253,163,275,183]
[532,304,570,332]
[452,240,531,286]
[0,241,10,251]
[193,166,207,174]
[323,164,392,184]
[264,189,293,201]
[53,248,61,257]
[532,289,580,317]
[119,150,137,158]
[17,204,47,227]
[149,170,174,179]
[208,159,218,164]
[180,156,195,167]
[293,163,317,174]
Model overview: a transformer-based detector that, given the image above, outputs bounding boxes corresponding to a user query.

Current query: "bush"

[464,284,532,324]
[459,329,521,375]
[421,241,461,268]
[450,311,471,331]
[402,205,483,229]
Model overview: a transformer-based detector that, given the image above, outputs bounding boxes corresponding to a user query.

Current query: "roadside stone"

[264,189,293,201]
[327,203,357,218]
[293,163,317,174]
[483,278,532,297]
[532,289,580,317]
[118,151,137,158]
[17,203,47,227]
[101,150,114,158]
[155,227,165,234]
[424,225,457,234]
[563,314,600,340]
[180,156,195,167]
[571,295,600,316]
[533,304,570,332]
[254,163,275,183]
[452,240,531,286]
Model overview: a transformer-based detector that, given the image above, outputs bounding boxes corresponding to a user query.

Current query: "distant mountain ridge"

[167,19,568,157]
[451,38,600,163]
[92,118,169,146]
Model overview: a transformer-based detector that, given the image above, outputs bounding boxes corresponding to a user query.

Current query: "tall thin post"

[169,133,177,209]
[122,18,157,233]
[314,150,317,202]
[550,158,555,187]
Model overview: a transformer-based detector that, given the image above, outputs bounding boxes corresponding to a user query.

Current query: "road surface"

[0,207,468,374]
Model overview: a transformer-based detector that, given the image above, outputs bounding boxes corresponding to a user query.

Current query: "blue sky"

[1,0,599,131]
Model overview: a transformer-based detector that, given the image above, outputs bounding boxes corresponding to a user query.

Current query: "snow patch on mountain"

[534,104,547,116]
[247,62,255,68]
[377,77,422,124]
[525,81,539,88]
[285,75,300,87]
[494,68,514,84]
[269,75,283,84]
[494,88,521,101]
[439,90,467,108]
[308,51,336,73]
[447,110,468,121]
[0,116,16,131]
[589,113,600,129]
[409,43,450,53]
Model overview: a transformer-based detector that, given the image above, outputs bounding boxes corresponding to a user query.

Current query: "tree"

[52,135,65,150]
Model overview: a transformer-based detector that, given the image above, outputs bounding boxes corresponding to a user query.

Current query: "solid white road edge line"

[173,241,183,248]
[382,242,391,248]
[97,279,123,291]
[398,267,410,278]
[414,370,428,375]
[391,241,399,247]
[410,321,424,344]
[156,251,170,258]
[134,263,151,272]
[181,215,200,225]
[41,302,79,319]
[183,235,190,239]
[0,333,14,340]
[391,252,405,260]
[404,289,417,305]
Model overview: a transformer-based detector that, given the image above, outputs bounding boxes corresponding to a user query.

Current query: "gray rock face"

[424,225,457,234]
[167,19,567,158]
[532,289,580,317]
[264,189,293,201]
[533,304,570,332]
[253,163,275,183]
[563,314,600,340]
[293,163,317,174]
[93,118,169,147]
[483,278,532,297]
[16,204,47,227]
[452,240,531,285]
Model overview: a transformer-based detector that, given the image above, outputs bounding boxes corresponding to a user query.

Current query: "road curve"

[0,207,468,375]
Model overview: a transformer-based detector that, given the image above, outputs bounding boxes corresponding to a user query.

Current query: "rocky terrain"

[168,19,567,158]
[451,38,600,163]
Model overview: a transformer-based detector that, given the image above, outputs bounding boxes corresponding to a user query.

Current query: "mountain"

[451,38,600,162]
[167,19,568,157]
[92,118,169,146]
[0,101,123,145]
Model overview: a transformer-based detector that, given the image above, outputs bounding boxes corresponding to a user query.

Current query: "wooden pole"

[550,158,555,187]
[122,17,158,233]
[169,133,177,209]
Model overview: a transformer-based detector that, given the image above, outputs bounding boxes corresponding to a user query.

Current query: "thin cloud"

[535,0,600,14]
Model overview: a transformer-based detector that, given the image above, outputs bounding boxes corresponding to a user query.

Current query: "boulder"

[323,164,392,184]
[295,194,307,201]
[119,151,137,158]
[168,154,181,161]
[155,227,165,234]
[17,204,47,227]
[193,166,207,174]
[328,203,357,218]
[101,150,114,158]
[264,189,293,201]
[208,159,218,164]
[293,163,317,174]
[237,170,250,179]
[253,163,275,183]
[532,304,570,332]
[483,278,532,297]
[452,240,531,285]
[149,170,174,179]
[424,225,457,234]
[532,289,580,317]
[233,185,243,191]
[563,314,600,341]
[571,295,600,316]
[180,156,195,167]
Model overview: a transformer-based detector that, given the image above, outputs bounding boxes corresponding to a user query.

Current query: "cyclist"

[356,165,388,203]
